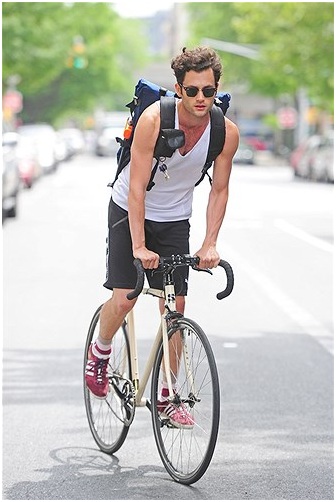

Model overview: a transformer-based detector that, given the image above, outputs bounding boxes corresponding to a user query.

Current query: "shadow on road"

[4,446,206,500]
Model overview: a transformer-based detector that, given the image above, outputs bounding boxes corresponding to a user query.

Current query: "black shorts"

[103,198,190,295]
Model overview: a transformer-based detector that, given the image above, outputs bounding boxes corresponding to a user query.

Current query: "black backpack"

[111,79,231,191]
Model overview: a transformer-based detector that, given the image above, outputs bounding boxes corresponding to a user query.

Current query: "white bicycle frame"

[126,283,187,407]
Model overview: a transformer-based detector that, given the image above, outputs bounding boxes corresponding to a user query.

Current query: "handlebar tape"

[126,259,145,300]
[216,260,234,300]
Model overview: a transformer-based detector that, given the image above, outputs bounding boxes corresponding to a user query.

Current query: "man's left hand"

[194,245,220,269]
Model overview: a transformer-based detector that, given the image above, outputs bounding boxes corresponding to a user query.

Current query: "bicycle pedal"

[166,421,179,429]
[159,417,170,428]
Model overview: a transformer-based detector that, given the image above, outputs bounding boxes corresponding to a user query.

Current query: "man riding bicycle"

[85,46,239,427]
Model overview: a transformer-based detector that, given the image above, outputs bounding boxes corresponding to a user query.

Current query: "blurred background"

[2,1,334,221]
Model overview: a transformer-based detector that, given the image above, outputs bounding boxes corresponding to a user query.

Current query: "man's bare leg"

[85,289,136,398]
[99,288,137,342]
[158,295,194,427]
[159,296,185,384]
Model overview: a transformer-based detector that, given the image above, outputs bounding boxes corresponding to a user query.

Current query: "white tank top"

[112,100,210,222]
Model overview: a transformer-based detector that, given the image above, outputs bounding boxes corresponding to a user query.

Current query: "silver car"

[2,134,21,221]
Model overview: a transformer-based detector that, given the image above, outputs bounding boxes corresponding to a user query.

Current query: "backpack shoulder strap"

[147,96,176,191]
[195,106,226,187]
[207,105,226,164]
[159,95,176,129]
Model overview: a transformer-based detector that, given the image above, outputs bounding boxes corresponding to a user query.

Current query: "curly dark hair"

[171,46,223,85]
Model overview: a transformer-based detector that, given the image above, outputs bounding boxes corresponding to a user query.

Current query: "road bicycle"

[83,254,234,484]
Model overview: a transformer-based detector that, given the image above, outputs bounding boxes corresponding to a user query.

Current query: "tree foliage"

[2,2,149,124]
[186,2,334,111]
[3,2,333,124]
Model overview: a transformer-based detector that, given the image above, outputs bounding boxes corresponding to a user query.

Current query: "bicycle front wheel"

[151,317,220,484]
[84,305,132,454]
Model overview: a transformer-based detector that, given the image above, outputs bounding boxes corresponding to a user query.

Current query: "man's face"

[175,68,218,118]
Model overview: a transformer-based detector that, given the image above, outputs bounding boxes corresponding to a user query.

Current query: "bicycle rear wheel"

[151,317,220,484]
[84,305,132,454]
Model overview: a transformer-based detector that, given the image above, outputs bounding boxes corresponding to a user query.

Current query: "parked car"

[2,136,21,221]
[95,125,123,157]
[233,140,255,164]
[291,133,334,182]
[55,132,70,163]
[16,135,42,188]
[289,139,309,174]
[58,127,85,157]
[17,123,59,174]
[311,134,334,183]
[291,135,321,179]
[244,136,268,151]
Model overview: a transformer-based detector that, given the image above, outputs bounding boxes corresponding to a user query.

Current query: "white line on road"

[274,218,333,253]
[223,342,238,348]
[225,246,334,355]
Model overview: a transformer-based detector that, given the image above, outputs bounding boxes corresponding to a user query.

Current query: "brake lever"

[191,264,213,275]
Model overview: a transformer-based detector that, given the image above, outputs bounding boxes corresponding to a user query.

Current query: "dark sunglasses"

[179,84,217,98]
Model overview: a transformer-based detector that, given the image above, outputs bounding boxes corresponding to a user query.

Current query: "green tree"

[186,2,252,86]
[2,2,149,124]
[186,2,334,111]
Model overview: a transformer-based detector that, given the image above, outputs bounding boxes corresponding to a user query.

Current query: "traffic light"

[66,36,88,69]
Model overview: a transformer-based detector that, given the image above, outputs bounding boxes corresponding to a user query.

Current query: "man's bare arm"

[195,118,239,268]
[127,103,161,268]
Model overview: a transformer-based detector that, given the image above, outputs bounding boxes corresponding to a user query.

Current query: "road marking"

[225,246,334,355]
[223,342,238,348]
[274,218,333,253]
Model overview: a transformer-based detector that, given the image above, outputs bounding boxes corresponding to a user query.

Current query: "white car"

[58,128,85,156]
[2,135,21,220]
[311,133,334,183]
[18,123,59,174]
[95,126,123,157]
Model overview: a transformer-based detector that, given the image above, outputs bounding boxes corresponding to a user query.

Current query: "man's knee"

[111,290,137,316]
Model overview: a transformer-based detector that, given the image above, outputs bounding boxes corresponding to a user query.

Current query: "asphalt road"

[3,152,333,500]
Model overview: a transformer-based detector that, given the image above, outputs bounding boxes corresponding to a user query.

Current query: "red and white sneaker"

[157,398,195,429]
[85,344,110,399]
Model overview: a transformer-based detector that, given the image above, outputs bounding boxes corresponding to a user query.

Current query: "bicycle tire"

[151,317,220,484]
[83,305,132,454]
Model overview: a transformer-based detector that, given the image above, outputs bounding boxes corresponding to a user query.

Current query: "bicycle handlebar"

[126,254,234,301]
[127,258,146,300]
[216,259,234,300]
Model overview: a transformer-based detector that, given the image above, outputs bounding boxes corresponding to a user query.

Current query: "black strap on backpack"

[159,95,176,129]
[147,96,185,191]
[195,105,226,187]
[154,96,185,157]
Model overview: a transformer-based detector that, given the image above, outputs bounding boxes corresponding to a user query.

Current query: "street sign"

[277,106,298,129]
[3,90,23,113]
